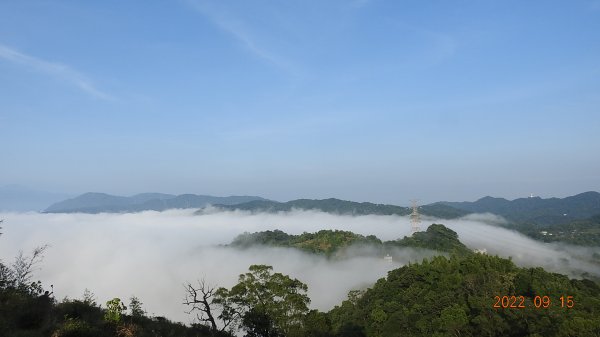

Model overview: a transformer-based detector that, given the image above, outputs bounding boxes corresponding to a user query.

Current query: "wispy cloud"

[0,44,112,100]
[185,1,300,77]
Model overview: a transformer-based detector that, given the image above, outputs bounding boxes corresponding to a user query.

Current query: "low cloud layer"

[0,209,598,323]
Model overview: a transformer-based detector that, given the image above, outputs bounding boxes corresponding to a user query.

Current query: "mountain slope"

[230,224,470,257]
[438,191,600,225]
[231,229,382,256]
[516,214,600,246]
[328,253,600,337]
[207,198,469,219]
[387,223,472,256]
[44,193,267,213]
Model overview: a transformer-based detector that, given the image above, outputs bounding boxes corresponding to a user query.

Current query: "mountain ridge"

[437,191,600,225]
[44,192,268,213]
[205,198,470,219]
[41,191,600,225]
[229,224,471,257]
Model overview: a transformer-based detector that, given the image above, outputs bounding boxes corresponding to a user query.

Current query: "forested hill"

[209,198,469,219]
[328,253,600,337]
[387,224,472,256]
[514,214,600,246]
[231,228,600,336]
[230,229,382,256]
[230,224,471,257]
[438,191,600,225]
[44,192,266,213]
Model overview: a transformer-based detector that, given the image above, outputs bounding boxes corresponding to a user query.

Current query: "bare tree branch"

[183,279,219,332]
[184,279,242,335]
[13,244,49,288]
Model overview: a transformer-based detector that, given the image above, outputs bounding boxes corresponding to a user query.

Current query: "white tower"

[410,199,421,235]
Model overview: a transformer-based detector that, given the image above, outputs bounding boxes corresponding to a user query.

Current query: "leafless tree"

[13,244,49,288]
[0,220,51,295]
[183,279,239,335]
[184,279,219,331]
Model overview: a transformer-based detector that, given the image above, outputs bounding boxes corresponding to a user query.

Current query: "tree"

[82,289,97,307]
[438,304,468,336]
[303,310,333,337]
[241,307,282,337]
[184,279,238,335]
[12,245,49,294]
[129,296,145,317]
[104,298,126,324]
[186,265,310,336]
[0,219,49,296]
[223,265,310,336]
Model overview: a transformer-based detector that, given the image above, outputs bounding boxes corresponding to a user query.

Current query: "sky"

[1,0,600,204]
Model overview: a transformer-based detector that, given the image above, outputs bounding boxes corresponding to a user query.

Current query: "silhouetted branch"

[184,279,219,332]
[13,244,49,288]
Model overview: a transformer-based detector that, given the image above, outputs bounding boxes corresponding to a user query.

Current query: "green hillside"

[439,191,600,225]
[231,224,470,257]
[231,229,382,256]
[45,193,266,213]
[386,224,473,256]
[328,253,600,337]
[211,198,470,219]
[514,214,600,246]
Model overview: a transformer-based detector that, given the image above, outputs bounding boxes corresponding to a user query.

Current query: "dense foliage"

[220,265,310,336]
[513,214,600,246]
[328,253,600,337]
[386,224,473,257]
[231,225,469,258]
[231,229,382,256]
[0,279,221,337]
[185,256,600,337]
[0,222,224,337]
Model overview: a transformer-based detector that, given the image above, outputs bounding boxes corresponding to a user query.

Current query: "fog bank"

[0,209,598,323]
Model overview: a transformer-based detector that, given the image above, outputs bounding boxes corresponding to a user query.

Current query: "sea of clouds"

[0,209,598,323]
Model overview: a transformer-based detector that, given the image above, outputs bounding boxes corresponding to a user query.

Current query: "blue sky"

[1,0,599,204]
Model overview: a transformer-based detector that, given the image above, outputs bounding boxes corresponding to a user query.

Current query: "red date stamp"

[493,295,574,309]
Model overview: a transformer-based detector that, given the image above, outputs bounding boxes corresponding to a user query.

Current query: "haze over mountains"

[41,191,600,226]
[0,185,72,212]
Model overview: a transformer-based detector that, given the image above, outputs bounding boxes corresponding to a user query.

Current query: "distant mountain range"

[437,191,600,225]
[44,192,267,213]
[20,190,600,226]
[205,198,469,219]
